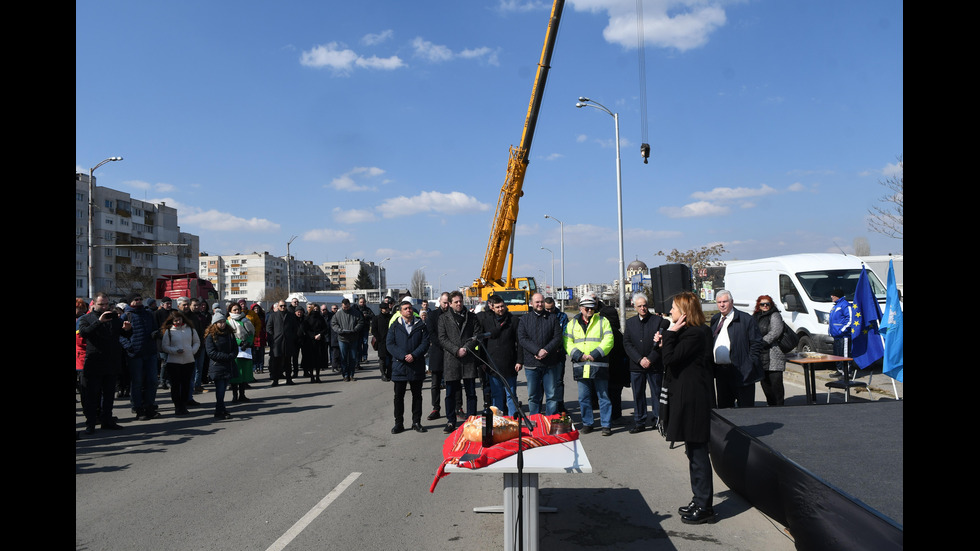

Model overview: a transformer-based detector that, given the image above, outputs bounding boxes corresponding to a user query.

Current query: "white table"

[445,440,592,551]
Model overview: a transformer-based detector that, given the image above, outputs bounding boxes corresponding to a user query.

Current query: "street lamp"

[541,247,554,298]
[543,214,565,311]
[286,236,297,296]
[378,257,391,301]
[576,96,626,332]
[439,273,448,295]
[88,156,123,300]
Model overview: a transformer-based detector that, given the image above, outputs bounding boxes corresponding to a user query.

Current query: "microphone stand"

[466,335,535,551]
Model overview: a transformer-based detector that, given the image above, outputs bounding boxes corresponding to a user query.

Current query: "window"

[104,200,113,209]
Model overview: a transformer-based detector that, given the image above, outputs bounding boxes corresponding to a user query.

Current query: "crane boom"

[469,0,564,310]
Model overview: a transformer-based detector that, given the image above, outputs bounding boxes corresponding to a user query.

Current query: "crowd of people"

[78,287,802,526]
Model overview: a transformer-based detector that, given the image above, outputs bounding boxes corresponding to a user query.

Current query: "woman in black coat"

[205,314,239,420]
[301,305,329,383]
[657,292,717,525]
[599,306,629,422]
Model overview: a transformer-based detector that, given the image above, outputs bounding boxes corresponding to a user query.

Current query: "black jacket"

[476,309,521,378]
[516,309,563,369]
[623,313,670,373]
[709,309,764,385]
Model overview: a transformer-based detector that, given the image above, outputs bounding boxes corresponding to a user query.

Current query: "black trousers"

[685,441,714,508]
[270,353,293,382]
[429,370,443,411]
[165,362,194,406]
[760,370,785,406]
[81,371,118,425]
[393,379,424,426]
[714,363,755,408]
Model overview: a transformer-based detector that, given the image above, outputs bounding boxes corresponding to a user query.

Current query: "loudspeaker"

[649,264,692,314]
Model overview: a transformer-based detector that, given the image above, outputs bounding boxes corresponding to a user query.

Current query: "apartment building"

[319,259,385,291]
[76,173,200,299]
[198,253,334,303]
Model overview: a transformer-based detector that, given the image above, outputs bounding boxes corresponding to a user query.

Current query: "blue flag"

[850,265,884,369]
[879,260,903,382]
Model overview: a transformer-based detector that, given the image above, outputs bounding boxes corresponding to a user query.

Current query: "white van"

[722,254,888,353]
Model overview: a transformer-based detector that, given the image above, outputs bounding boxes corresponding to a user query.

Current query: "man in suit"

[711,290,763,408]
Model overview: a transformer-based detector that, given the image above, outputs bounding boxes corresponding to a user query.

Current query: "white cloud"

[376,190,490,218]
[659,201,730,218]
[178,206,281,232]
[300,42,405,75]
[328,166,389,192]
[332,207,377,224]
[412,37,500,65]
[302,228,352,242]
[362,30,393,46]
[690,184,777,202]
[124,179,175,193]
[571,0,729,52]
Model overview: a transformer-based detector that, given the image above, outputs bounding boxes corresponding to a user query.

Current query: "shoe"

[411,423,427,433]
[271,381,280,387]
[443,423,456,434]
[214,411,233,420]
[238,396,251,403]
[678,500,697,515]
[629,424,646,434]
[828,371,843,378]
[175,407,189,416]
[427,410,441,421]
[85,425,96,435]
[186,400,201,407]
[101,422,124,430]
[681,506,716,525]
[580,425,594,434]
[391,424,405,434]
[285,380,295,385]
[601,427,613,437]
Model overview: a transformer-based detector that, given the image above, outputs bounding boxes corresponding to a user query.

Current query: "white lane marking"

[265,472,362,551]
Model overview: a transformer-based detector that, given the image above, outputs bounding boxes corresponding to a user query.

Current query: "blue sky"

[76,0,904,291]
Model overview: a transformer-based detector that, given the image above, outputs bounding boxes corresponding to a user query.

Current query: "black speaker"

[649,264,692,314]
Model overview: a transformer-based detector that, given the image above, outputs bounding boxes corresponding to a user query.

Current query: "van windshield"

[795,269,887,303]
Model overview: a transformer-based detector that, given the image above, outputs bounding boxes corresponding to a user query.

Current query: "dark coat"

[709,309,764,385]
[265,309,299,358]
[78,311,132,376]
[426,307,447,372]
[205,324,239,380]
[662,324,715,443]
[372,310,394,359]
[623,313,670,372]
[516,309,563,369]
[438,308,480,381]
[120,305,158,357]
[476,309,521,379]
[386,316,430,382]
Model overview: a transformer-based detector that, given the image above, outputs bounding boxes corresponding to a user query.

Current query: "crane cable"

[637,0,651,164]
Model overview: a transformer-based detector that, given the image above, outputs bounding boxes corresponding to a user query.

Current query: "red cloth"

[429,414,578,492]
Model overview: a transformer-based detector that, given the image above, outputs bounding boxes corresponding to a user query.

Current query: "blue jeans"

[524,366,557,415]
[338,341,358,379]
[630,370,663,423]
[189,352,205,402]
[128,352,159,413]
[489,375,519,416]
[577,378,611,428]
[214,378,229,413]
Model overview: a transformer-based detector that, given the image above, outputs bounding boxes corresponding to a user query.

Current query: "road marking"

[265,472,362,551]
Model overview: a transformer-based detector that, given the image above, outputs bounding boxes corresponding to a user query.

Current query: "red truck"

[155,272,218,304]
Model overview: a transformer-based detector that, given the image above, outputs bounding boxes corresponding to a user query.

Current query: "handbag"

[778,323,800,353]
[572,361,608,381]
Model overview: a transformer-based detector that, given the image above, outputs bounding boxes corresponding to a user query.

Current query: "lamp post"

[378,257,390,302]
[439,273,448,295]
[544,214,565,311]
[576,96,626,332]
[541,247,554,298]
[87,156,123,300]
[286,236,297,296]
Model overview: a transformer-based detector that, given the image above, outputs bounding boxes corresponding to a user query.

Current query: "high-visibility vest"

[564,314,614,360]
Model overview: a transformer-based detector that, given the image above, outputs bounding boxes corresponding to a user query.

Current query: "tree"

[354,265,374,290]
[410,269,426,299]
[655,243,727,293]
[868,156,903,240]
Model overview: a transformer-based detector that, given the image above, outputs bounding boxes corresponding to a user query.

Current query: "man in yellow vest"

[565,296,615,436]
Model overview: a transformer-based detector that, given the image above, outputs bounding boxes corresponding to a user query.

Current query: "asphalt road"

[77,348,894,551]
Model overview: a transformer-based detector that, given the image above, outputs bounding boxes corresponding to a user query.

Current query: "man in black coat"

[425,293,450,420]
[78,293,132,434]
[623,293,670,433]
[265,300,298,386]
[476,294,522,416]
[372,298,394,381]
[710,290,763,408]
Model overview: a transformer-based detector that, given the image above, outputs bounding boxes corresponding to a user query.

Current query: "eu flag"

[850,265,884,369]
[879,259,903,382]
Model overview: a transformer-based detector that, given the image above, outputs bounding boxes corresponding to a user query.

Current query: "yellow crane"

[466,0,565,313]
